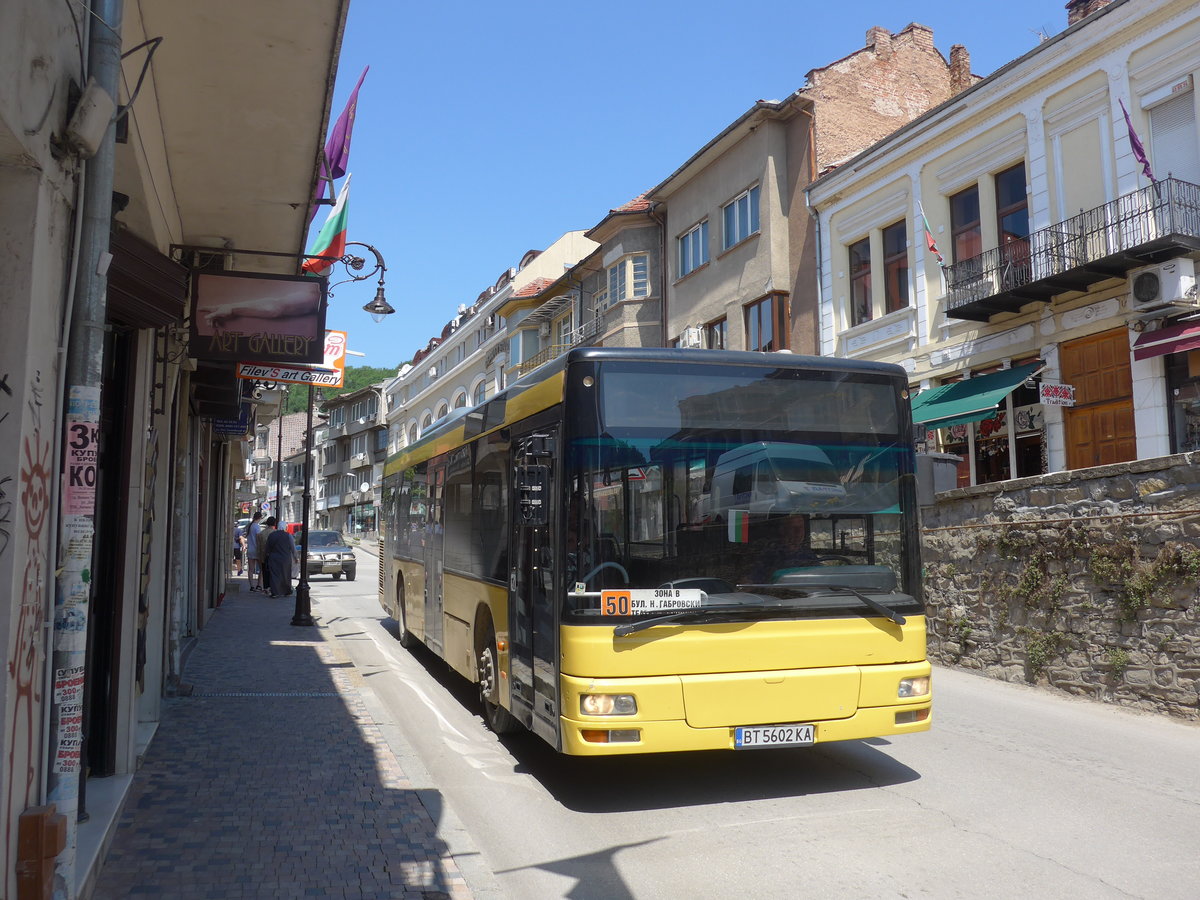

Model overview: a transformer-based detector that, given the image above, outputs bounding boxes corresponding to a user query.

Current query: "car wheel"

[332,572,342,580]
[346,568,356,581]
[478,635,519,734]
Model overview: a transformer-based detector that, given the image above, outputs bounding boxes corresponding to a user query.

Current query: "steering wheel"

[582,561,629,585]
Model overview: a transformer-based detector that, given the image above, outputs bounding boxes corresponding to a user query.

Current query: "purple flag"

[1119,98,1155,183]
[311,67,368,219]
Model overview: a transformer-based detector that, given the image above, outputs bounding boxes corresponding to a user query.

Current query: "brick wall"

[804,24,974,174]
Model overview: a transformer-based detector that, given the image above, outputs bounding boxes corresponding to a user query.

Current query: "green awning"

[911,362,1043,430]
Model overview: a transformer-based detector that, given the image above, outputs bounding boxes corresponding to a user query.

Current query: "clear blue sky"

[315,0,1072,369]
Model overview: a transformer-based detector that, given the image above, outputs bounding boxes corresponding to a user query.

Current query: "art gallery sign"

[236,330,347,388]
[189,270,327,364]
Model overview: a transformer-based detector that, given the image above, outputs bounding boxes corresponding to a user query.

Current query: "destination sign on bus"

[600,589,704,616]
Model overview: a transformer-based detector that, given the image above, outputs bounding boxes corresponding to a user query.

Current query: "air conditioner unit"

[1130,258,1198,311]
[538,321,551,338]
[679,326,706,349]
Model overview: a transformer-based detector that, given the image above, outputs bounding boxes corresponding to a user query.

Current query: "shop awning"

[1132,321,1200,361]
[911,362,1043,430]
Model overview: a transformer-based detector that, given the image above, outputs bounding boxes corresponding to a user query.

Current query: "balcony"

[510,317,604,378]
[945,178,1200,322]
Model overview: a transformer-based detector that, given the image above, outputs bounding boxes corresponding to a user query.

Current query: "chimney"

[1066,0,1114,27]
[949,44,972,94]
[866,26,892,58]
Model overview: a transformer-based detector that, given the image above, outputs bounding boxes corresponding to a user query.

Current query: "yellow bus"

[379,348,930,755]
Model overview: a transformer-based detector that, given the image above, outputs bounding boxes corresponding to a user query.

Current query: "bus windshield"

[563,360,920,620]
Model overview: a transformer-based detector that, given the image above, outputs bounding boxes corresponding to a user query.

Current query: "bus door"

[423,460,446,655]
[510,428,559,743]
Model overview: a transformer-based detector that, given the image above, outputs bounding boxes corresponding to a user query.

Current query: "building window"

[407,424,418,445]
[554,310,574,346]
[706,317,727,351]
[678,221,709,277]
[421,414,432,434]
[995,163,1030,285]
[603,255,650,309]
[723,185,760,250]
[848,237,872,326]
[1149,89,1200,185]
[744,294,788,352]
[473,381,487,406]
[882,221,908,314]
[436,402,448,420]
[950,185,981,263]
[351,434,367,456]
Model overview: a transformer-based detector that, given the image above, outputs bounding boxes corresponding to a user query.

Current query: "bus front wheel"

[478,637,519,735]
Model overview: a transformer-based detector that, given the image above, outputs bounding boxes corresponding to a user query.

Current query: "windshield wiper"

[805,584,906,625]
[734,583,906,625]
[613,604,760,637]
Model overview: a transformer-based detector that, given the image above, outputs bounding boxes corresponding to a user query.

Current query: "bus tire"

[478,636,519,735]
[396,583,416,649]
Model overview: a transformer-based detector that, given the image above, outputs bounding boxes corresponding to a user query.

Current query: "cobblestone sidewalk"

[90,584,473,899]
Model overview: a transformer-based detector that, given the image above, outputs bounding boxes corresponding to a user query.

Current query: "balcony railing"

[945,178,1200,321]
[509,317,605,378]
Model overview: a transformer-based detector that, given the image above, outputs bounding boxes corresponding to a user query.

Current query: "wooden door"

[1060,328,1136,469]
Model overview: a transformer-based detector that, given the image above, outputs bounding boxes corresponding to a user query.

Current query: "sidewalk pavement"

[90,579,476,899]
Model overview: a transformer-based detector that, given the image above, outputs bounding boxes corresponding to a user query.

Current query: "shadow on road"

[380,615,923,814]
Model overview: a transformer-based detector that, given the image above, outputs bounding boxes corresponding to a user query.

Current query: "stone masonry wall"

[921,453,1200,720]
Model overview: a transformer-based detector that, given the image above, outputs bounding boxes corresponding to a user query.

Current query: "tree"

[281,365,404,414]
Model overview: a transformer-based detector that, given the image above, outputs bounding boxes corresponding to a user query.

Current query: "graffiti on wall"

[3,369,51,878]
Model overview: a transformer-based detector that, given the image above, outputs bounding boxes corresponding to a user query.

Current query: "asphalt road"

[308,549,1200,900]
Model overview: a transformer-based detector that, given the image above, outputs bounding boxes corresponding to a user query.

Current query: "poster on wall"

[190,270,327,364]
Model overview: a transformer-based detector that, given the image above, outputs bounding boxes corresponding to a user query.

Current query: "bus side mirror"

[516,464,549,526]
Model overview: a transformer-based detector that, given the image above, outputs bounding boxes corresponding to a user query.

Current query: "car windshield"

[307,531,344,547]
[562,360,921,621]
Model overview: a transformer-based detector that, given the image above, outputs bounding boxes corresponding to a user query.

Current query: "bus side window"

[474,433,510,582]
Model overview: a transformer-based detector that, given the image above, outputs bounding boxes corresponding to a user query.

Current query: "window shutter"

[1149,91,1200,184]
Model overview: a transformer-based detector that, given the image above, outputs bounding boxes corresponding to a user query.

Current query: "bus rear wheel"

[478,638,519,735]
[395,584,416,649]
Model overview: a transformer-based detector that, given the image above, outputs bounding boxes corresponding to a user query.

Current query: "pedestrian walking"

[247,511,263,590]
[256,516,276,594]
[232,521,245,576]
[265,522,299,597]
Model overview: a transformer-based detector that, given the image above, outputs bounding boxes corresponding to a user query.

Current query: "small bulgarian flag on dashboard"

[727,509,750,543]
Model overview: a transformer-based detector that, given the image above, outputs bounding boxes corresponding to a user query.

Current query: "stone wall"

[921,453,1200,719]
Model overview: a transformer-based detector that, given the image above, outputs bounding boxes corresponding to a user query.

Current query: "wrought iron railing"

[510,316,606,377]
[945,177,1200,314]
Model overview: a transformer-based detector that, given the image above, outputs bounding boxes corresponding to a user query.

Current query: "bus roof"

[387,348,908,471]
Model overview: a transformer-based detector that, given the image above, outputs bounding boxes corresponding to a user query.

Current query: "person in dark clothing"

[748,514,818,583]
[265,523,298,597]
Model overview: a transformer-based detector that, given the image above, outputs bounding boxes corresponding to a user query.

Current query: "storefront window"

[1166,352,1200,452]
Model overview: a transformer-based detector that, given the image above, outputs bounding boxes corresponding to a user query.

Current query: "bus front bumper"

[559,663,932,756]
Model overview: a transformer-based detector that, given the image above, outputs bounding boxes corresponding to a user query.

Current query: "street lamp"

[332,241,393,322]
[291,243,392,627]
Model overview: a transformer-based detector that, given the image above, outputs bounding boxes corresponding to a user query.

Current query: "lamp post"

[292,242,393,627]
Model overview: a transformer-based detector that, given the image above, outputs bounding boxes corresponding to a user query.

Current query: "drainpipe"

[804,185,825,356]
[48,0,122,895]
[649,201,668,345]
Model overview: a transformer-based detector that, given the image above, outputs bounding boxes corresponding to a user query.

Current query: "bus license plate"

[735,724,814,748]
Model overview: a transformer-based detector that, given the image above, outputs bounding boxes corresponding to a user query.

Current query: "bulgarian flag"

[917,201,946,269]
[302,174,351,275]
[727,509,750,544]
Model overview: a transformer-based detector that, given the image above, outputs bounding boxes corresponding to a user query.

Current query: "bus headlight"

[580,694,637,716]
[898,676,930,698]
